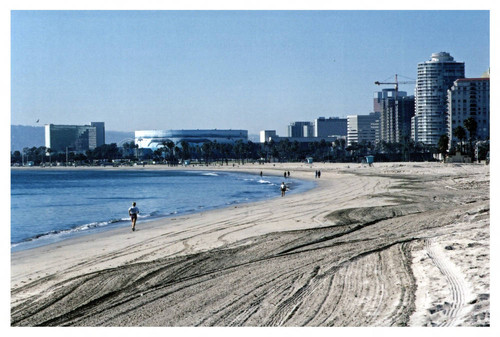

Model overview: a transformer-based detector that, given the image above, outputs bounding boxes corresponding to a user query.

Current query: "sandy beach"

[10,162,490,327]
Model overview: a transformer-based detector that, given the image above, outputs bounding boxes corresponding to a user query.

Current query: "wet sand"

[11,162,490,326]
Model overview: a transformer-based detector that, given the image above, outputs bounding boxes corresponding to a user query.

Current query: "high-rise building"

[347,112,380,146]
[45,122,105,152]
[447,77,490,148]
[376,89,415,143]
[413,52,465,146]
[287,121,313,138]
[314,117,347,137]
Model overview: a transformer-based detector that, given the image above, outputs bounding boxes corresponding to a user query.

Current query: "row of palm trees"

[9,139,432,166]
[452,117,478,157]
[12,143,123,165]
[437,117,488,162]
[11,120,487,166]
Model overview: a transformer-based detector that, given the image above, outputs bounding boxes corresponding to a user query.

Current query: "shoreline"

[11,162,490,326]
[10,165,317,252]
[11,163,324,255]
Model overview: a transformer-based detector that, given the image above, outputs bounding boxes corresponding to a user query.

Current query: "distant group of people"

[260,170,290,197]
[315,170,321,178]
[128,168,311,230]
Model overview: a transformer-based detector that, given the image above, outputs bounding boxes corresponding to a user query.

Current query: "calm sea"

[11,169,314,252]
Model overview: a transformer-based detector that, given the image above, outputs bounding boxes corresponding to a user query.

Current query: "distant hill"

[10,125,135,152]
[248,134,260,143]
[105,131,135,146]
[11,125,45,152]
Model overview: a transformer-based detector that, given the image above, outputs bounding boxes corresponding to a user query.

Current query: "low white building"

[347,112,380,146]
[135,129,248,149]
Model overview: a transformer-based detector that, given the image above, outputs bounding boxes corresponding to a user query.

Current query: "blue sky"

[11,10,490,135]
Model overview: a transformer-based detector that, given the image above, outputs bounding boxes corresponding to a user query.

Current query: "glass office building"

[314,117,348,138]
[45,122,105,152]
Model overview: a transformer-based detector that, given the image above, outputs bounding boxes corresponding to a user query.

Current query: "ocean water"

[11,169,314,252]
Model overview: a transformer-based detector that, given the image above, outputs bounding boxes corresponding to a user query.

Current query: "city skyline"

[11,10,490,136]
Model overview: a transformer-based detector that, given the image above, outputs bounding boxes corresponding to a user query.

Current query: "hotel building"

[447,77,490,148]
[45,122,105,152]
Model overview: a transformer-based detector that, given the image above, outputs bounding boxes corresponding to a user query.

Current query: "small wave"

[202,172,219,176]
[258,179,272,184]
[11,218,127,248]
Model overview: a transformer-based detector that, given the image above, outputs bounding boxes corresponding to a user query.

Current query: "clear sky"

[11,10,490,135]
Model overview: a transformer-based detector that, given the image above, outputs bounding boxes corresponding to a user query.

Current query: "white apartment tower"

[413,52,465,146]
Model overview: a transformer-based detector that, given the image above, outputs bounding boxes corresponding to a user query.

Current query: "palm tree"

[167,141,175,162]
[263,141,269,162]
[36,146,47,165]
[160,140,175,164]
[268,139,276,161]
[464,117,478,140]
[464,117,478,160]
[160,141,169,161]
[201,142,213,165]
[453,126,466,153]
[437,134,449,161]
[180,140,190,161]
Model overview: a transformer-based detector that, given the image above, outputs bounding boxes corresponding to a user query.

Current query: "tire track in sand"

[425,237,470,326]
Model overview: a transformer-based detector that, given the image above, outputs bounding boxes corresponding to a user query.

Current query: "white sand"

[10,162,490,327]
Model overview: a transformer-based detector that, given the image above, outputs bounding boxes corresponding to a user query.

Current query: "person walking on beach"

[280,182,287,197]
[128,202,139,231]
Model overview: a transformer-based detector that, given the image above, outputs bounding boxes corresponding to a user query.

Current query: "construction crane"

[374,74,416,96]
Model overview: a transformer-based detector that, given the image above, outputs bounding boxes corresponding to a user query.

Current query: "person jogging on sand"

[280,182,287,197]
[128,202,139,231]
